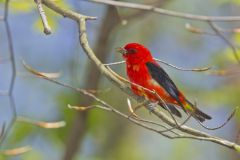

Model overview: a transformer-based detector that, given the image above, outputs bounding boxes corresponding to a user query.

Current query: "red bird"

[118,43,211,122]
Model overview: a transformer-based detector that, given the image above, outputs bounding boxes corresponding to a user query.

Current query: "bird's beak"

[116,47,127,55]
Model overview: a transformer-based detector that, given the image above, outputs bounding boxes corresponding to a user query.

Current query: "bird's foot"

[147,101,159,114]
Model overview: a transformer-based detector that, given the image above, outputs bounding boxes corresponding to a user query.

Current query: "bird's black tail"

[186,100,212,122]
[159,100,211,122]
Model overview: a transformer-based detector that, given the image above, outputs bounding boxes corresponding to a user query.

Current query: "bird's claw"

[147,102,158,114]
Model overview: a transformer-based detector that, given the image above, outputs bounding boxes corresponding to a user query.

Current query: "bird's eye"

[128,48,137,54]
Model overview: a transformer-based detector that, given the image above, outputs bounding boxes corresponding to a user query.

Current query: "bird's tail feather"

[184,100,212,122]
[163,103,182,118]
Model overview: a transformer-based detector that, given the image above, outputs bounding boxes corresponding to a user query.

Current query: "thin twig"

[159,114,192,133]
[0,0,17,146]
[127,98,140,118]
[132,116,180,136]
[185,23,216,35]
[185,23,240,35]
[197,107,238,130]
[34,0,52,34]
[208,21,240,63]
[67,104,109,111]
[16,116,66,129]
[154,58,211,72]
[0,146,31,156]
[88,0,240,22]
[206,69,239,76]
[127,99,150,118]
[104,61,125,66]
[85,88,111,94]
[210,25,240,33]
[104,60,211,72]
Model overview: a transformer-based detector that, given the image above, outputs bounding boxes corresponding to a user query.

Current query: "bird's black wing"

[145,62,185,111]
[146,62,212,120]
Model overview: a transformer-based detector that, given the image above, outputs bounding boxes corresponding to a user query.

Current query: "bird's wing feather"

[146,62,211,120]
[145,62,182,104]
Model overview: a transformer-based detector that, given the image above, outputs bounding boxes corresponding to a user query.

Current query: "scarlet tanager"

[118,43,211,122]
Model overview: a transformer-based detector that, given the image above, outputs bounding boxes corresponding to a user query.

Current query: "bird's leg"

[147,101,159,114]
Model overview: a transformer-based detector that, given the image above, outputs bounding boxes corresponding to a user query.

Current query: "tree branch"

[208,21,240,63]
[34,0,52,34]
[88,0,240,22]
[39,0,240,152]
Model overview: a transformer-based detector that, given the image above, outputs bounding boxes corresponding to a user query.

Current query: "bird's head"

[117,43,153,64]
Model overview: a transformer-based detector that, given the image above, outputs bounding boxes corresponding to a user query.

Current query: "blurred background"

[0,0,240,159]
